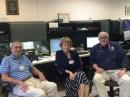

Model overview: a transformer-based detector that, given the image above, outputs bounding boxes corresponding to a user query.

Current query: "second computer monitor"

[86,37,99,49]
[50,38,61,56]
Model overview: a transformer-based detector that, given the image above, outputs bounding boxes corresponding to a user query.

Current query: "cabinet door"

[10,22,47,41]
[0,23,10,42]
[47,23,74,39]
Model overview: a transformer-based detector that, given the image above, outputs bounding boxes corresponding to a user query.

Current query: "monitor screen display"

[123,20,130,41]
[50,38,61,55]
[86,37,99,48]
[22,41,34,50]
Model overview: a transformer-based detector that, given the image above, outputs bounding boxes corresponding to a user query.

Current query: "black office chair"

[0,75,11,97]
[93,80,119,97]
[0,73,21,97]
[105,80,119,97]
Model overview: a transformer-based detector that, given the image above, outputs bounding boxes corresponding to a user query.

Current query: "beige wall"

[0,0,130,22]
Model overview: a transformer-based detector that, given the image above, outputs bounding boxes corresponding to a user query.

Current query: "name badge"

[19,65,25,71]
[69,60,74,64]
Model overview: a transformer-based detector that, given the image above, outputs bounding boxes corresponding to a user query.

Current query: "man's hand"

[96,67,104,73]
[93,64,104,73]
[19,81,29,93]
[38,72,46,81]
[31,67,46,81]
[116,69,126,78]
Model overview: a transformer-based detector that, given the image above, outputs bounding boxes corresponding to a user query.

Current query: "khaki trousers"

[93,70,130,97]
[13,77,58,97]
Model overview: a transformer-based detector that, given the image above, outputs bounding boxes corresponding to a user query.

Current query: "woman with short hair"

[55,37,91,97]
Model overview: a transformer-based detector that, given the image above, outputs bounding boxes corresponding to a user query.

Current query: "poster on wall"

[5,0,19,15]
[58,13,70,23]
[125,6,130,15]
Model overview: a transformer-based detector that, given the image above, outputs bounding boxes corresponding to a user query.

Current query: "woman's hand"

[69,72,78,80]
[69,72,75,80]
[65,70,76,80]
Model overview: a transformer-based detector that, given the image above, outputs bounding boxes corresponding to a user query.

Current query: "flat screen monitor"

[50,38,61,56]
[22,41,34,50]
[124,30,130,41]
[86,37,99,48]
[123,20,130,41]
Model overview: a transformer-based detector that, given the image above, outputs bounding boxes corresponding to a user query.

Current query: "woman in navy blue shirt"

[55,37,91,97]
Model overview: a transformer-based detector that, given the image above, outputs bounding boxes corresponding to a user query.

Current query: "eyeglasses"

[14,46,22,49]
[99,37,108,39]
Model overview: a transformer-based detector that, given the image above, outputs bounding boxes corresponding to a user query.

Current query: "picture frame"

[5,0,19,15]
[125,6,130,15]
[58,13,70,23]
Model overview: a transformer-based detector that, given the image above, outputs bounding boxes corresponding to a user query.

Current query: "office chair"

[105,80,119,97]
[0,70,20,97]
[93,80,119,97]
[0,75,12,97]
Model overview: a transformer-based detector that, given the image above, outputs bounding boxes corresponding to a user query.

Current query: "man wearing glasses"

[89,31,130,97]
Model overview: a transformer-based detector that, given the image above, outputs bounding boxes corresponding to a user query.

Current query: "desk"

[127,52,130,56]
[32,53,90,65]
[32,56,55,65]
[32,53,90,81]
[32,51,130,81]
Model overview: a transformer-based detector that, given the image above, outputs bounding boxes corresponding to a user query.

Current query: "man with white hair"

[89,31,130,97]
[0,41,58,97]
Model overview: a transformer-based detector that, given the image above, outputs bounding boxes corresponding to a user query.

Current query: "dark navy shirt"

[55,50,82,76]
[89,42,129,70]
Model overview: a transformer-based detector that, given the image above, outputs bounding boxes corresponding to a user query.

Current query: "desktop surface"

[32,51,90,65]
[77,49,90,55]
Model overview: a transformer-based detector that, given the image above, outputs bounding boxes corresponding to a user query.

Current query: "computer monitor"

[50,38,61,56]
[22,41,34,50]
[123,20,130,41]
[124,30,130,41]
[86,37,99,48]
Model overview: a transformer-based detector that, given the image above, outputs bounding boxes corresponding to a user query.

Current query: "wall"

[0,0,130,22]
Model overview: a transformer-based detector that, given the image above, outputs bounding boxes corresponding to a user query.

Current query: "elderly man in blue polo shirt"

[89,31,130,97]
[0,41,58,97]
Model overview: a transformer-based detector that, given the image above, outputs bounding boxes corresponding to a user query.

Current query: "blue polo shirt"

[0,53,33,80]
[89,42,129,70]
